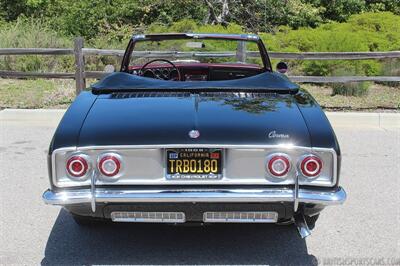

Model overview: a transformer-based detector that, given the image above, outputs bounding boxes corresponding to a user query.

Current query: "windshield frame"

[120,33,272,73]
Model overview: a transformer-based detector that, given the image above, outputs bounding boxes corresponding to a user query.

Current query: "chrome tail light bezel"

[266,153,292,179]
[299,154,323,178]
[97,152,124,180]
[65,154,91,181]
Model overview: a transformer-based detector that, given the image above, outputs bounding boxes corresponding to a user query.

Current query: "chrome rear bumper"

[42,187,346,206]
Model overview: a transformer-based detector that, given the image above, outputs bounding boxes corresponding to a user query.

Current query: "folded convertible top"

[91,72,299,93]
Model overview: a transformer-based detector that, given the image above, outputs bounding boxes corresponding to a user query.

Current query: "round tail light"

[98,154,121,177]
[66,155,89,179]
[267,154,291,178]
[300,155,323,178]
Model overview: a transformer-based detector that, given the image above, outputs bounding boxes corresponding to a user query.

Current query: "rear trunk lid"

[77,92,311,147]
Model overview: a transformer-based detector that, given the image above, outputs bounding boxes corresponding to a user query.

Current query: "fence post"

[74,37,85,95]
[236,41,247,62]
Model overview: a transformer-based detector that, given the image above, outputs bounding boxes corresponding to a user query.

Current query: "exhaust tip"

[294,213,311,238]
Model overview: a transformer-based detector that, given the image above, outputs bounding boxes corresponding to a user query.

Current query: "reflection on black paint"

[199,94,296,114]
[294,89,316,107]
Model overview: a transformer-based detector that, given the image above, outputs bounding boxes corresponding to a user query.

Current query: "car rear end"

[43,34,346,236]
[44,141,345,236]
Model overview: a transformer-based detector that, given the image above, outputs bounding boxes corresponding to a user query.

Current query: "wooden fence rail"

[2,48,399,60]
[0,38,399,93]
[0,48,73,55]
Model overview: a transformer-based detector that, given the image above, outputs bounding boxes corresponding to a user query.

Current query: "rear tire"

[305,214,320,230]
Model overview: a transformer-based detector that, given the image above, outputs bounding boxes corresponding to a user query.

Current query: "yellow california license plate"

[166,148,223,180]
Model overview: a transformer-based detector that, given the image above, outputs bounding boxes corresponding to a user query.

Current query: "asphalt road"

[0,111,399,265]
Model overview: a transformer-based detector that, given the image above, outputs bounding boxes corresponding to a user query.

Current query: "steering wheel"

[139,59,181,81]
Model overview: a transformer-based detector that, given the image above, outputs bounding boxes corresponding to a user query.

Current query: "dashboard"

[141,68,180,80]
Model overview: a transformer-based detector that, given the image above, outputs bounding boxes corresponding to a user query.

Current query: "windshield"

[129,39,264,68]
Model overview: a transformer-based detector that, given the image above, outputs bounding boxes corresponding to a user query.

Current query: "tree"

[319,0,366,22]
[0,0,49,21]
[1,0,398,39]
[203,0,230,25]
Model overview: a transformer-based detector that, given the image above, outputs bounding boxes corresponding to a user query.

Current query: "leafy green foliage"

[260,12,400,76]
[261,12,400,52]
[222,0,324,32]
[0,0,208,39]
[316,0,366,22]
[1,0,399,35]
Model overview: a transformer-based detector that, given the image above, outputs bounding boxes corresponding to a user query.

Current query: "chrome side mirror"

[276,61,288,74]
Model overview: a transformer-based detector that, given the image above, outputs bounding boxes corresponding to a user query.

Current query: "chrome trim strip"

[53,144,333,150]
[51,144,338,188]
[42,186,346,206]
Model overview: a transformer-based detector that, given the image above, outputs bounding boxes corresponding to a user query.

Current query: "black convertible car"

[43,33,346,237]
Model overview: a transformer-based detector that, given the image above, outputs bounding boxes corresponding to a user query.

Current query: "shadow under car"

[41,209,317,265]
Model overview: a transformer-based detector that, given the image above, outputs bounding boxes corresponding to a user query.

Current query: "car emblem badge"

[268,130,289,139]
[189,130,200,139]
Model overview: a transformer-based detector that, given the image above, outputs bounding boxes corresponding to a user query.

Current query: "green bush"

[260,12,400,76]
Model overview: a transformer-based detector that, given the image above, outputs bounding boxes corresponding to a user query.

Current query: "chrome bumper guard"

[42,187,346,206]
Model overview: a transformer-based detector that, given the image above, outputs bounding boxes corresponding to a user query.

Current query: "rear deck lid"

[77,91,311,147]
